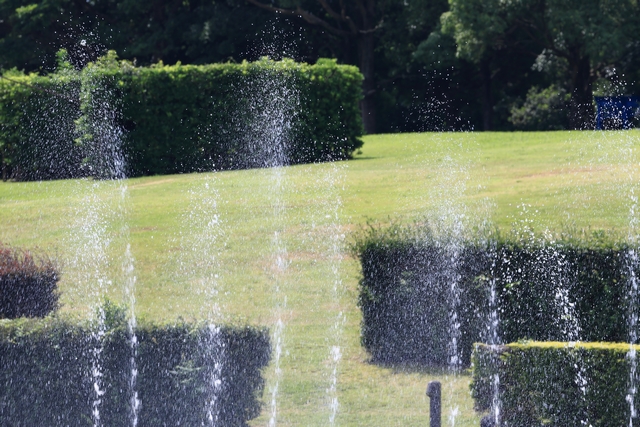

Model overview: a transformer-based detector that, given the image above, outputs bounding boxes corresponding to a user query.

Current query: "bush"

[353,224,636,367]
[471,341,639,427]
[0,62,83,181]
[0,53,364,180]
[0,243,60,318]
[354,225,489,367]
[0,313,271,426]
[509,85,570,131]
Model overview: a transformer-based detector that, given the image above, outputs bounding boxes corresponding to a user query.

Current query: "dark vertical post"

[426,381,441,427]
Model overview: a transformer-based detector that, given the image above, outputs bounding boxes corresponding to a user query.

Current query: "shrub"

[0,313,271,426]
[0,243,60,318]
[0,61,83,181]
[0,54,364,180]
[471,341,639,427]
[353,224,491,367]
[509,85,570,131]
[353,224,637,367]
[119,57,363,175]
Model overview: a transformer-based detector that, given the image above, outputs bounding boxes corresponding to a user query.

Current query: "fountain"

[3,29,640,427]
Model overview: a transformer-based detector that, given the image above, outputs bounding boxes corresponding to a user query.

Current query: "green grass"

[1,130,640,426]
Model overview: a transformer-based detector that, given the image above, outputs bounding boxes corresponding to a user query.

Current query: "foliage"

[471,342,639,426]
[0,0,278,71]
[443,0,640,130]
[0,66,82,181]
[121,56,363,175]
[353,223,637,367]
[0,54,363,179]
[0,312,271,426]
[509,85,570,131]
[352,223,492,366]
[73,50,127,179]
[0,242,59,318]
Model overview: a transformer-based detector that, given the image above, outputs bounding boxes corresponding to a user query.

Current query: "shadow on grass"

[366,359,472,376]
[350,156,378,161]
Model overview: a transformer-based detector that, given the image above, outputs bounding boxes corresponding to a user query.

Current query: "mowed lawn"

[1,130,639,426]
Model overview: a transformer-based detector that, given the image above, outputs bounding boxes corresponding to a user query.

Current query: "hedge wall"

[353,226,638,367]
[471,341,640,427]
[0,315,270,426]
[0,52,364,180]
[0,70,82,181]
[356,235,489,367]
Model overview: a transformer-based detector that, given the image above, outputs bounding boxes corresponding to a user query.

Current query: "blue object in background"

[595,96,640,129]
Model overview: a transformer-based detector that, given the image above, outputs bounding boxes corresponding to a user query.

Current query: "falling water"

[511,201,590,425]
[545,243,589,425]
[182,176,227,424]
[486,250,501,427]
[231,61,298,427]
[424,151,469,374]
[203,324,225,425]
[546,241,587,427]
[310,162,347,425]
[123,243,140,427]
[268,172,289,427]
[429,148,470,427]
[627,186,640,426]
[628,246,639,427]
[69,181,113,427]
[67,59,138,425]
[590,128,640,425]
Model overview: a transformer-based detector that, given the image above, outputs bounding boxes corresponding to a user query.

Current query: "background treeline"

[2,0,640,133]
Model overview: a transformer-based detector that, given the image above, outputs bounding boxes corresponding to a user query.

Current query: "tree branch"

[317,0,359,33]
[245,0,352,37]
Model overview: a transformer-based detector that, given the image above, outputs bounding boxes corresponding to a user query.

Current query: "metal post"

[426,381,441,427]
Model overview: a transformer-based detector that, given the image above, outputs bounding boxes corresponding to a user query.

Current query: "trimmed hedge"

[0,315,270,426]
[353,225,638,367]
[0,70,82,181]
[0,243,60,318]
[355,233,489,367]
[0,53,364,180]
[472,341,640,427]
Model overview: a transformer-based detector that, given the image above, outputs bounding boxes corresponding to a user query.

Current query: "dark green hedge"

[0,315,270,426]
[0,53,363,180]
[354,229,490,367]
[472,341,639,427]
[353,225,637,367]
[0,70,82,181]
[122,57,363,174]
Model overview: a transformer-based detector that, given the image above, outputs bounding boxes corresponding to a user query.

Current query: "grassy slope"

[1,130,639,426]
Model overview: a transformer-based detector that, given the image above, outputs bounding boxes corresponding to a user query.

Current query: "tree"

[245,0,384,134]
[443,0,640,130]
[0,0,288,71]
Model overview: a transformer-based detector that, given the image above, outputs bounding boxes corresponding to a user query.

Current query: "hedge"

[0,52,364,180]
[0,313,270,426]
[471,341,640,427]
[0,243,60,318]
[353,225,638,367]
[0,69,82,181]
[355,232,489,367]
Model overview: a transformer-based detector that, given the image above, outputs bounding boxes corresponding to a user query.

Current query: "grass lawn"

[1,130,639,426]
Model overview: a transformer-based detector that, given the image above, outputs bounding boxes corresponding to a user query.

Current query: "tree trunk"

[358,32,376,134]
[568,54,594,130]
[481,59,493,131]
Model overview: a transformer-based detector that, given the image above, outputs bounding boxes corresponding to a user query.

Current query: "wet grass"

[1,130,639,426]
